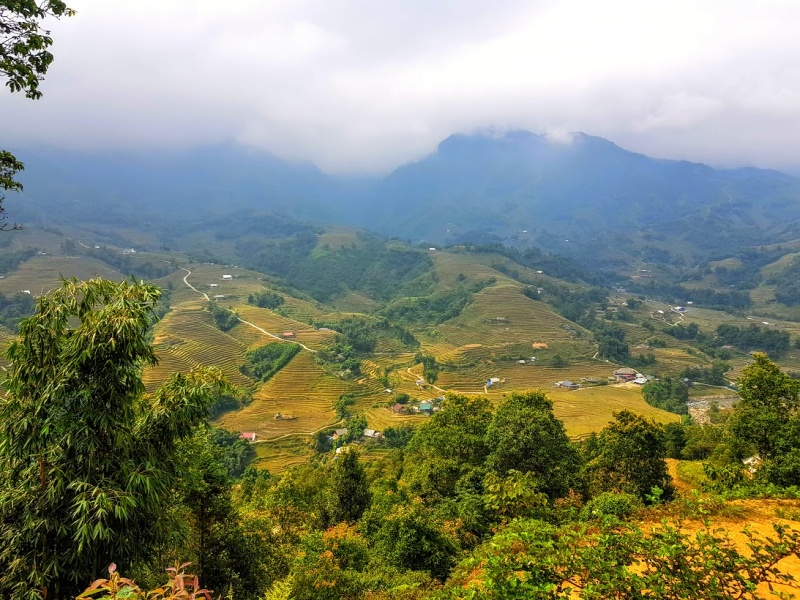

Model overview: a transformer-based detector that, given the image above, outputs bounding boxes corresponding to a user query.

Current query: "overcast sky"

[2,0,800,174]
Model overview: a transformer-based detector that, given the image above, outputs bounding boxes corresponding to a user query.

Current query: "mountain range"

[9,130,800,260]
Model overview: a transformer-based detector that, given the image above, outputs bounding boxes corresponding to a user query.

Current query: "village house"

[532,342,549,350]
[239,432,257,442]
[282,332,295,339]
[363,429,383,440]
[209,283,219,288]
[418,402,433,414]
[392,403,405,414]
[613,367,638,382]
[222,274,233,280]
[332,428,348,440]
[556,380,580,390]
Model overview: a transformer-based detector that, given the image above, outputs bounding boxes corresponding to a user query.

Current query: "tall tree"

[0,278,229,600]
[327,448,371,525]
[485,390,581,499]
[587,410,674,502]
[729,353,800,461]
[1,0,74,228]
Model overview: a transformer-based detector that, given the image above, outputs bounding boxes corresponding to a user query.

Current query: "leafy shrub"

[580,491,642,521]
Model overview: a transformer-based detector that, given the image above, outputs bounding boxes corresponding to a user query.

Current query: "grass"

[676,461,708,490]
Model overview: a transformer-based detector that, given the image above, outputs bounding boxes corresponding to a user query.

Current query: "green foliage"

[579,491,642,521]
[682,361,730,386]
[485,391,581,499]
[437,510,800,599]
[239,231,431,302]
[333,394,355,419]
[372,504,458,581]
[0,291,34,330]
[594,323,630,362]
[208,427,255,479]
[0,278,230,600]
[206,301,239,331]
[642,377,689,414]
[415,352,440,384]
[0,248,36,274]
[379,279,494,325]
[483,470,547,520]
[773,256,800,306]
[327,448,371,525]
[245,342,301,382]
[382,424,416,448]
[715,323,791,357]
[586,410,674,502]
[247,290,284,309]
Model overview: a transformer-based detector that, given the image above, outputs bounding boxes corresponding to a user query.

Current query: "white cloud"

[1,0,800,173]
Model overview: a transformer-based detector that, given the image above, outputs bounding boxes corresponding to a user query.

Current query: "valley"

[5,219,800,473]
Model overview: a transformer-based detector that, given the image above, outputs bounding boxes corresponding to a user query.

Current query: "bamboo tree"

[0,278,229,600]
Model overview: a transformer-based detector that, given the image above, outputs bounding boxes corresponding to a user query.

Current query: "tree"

[485,391,581,499]
[1,1,75,228]
[587,410,674,502]
[730,353,800,461]
[404,394,493,499]
[0,278,229,600]
[327,448,370,525]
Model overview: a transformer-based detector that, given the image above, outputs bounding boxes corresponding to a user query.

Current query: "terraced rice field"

[216,351,348,439]
[430,284,593,353]
[0,256,124,296]
[547,384,680,439]
[144,303,252,391]
[363,406,425,431]
[438,360,615,395]
[251,437,315,473]
[233,304,336,350]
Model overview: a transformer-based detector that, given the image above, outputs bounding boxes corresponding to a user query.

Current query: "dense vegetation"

[247,289,284,309]
[0,292,35,330]
[234,231,432,302]
[206,300,239,331]
[1,278,800,600]
[244,342,301,382]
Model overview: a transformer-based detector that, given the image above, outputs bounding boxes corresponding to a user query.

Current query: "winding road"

[180,267,317,353]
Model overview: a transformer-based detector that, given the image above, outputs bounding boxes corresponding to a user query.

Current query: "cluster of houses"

[391,397,444,415]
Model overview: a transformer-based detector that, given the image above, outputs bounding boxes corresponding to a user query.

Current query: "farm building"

[556,380,580,390]
[517,359,526,364]
[213,295,226,299]
[363,429,383,440]
[122,248,136,255]
[532,342,549,350]
[392,403,406,413]
[282,332,295,339]
[333,428,348,440]
[614,367,638,382]
[239,432,257,442]
[633,377,648,385]
[418,402,433,414]
[209,283,219,288]
[222,274,233,280]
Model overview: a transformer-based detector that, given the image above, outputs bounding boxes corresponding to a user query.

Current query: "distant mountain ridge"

[8,130,800,260]
[355,131,800,249]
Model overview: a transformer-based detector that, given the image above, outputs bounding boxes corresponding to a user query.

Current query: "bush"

[580,492,642,521]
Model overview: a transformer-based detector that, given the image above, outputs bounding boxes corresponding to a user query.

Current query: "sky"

[2,0,800,174]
